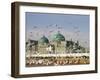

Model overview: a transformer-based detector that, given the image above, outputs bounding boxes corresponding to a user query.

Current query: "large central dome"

[52,32,65,41]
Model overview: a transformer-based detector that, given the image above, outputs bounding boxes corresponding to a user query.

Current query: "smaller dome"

[39,36,49,44]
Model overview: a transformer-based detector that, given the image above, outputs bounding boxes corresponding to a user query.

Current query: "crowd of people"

[26,56,89,67]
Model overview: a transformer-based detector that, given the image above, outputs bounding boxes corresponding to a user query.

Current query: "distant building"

[26,32,88,54]
[38,36,49,54]
[26,39,38,53]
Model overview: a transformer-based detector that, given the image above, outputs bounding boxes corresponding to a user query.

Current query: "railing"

[26,52,89,57]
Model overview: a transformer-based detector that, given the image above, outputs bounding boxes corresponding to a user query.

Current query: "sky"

[25,12,90,48]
